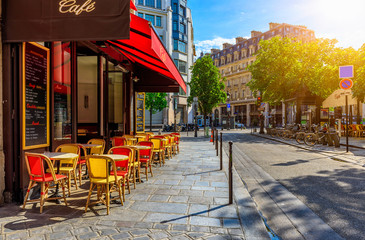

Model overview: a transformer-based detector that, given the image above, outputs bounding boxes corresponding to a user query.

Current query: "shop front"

[1,0,185,202]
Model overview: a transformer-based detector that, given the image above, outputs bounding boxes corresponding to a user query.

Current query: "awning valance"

[3,0,131,42]
[103,14,186,93]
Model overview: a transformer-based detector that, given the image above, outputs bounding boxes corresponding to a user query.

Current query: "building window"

[156,16,161,27]
[173,3,178,12]
[138,0,143,5]
[145,14,155,25]
[173,40,178,50]
[179,5,186,16]
[178,60,187,73]
[178,41,186,53]
[156,0,161,8]
[180,23,186,34]
[159,35,164,42]
[242,91,245,98]
[173,21,178,31]
[138,13,144,18]
[145,0,154,7]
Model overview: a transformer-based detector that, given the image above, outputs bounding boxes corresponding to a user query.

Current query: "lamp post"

[194,97,198,137]
[227,92,230,130]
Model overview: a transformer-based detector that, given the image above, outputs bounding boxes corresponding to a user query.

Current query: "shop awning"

[3,0,131,42]
[102,14,186,93]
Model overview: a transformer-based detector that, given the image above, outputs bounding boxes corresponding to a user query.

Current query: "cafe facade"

[0,0,186,203]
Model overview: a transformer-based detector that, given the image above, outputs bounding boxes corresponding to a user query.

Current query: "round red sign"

[339,79,353,90]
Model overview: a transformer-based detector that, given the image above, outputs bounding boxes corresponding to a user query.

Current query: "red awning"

[103,14,186,93]
[130,0,138,11]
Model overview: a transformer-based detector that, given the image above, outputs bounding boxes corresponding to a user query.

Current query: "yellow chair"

[73,144,88,186]
[163,135,173,160]
[23,153,68,213]
[85,155,123,215]
[55,144,80,196]
[171,133,180,154]
[87,138,105,155]
[150,138,164,166]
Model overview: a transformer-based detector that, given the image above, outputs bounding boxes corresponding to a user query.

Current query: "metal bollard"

[220,132,223,170]
[212,128,215,145]
[229,141,233,204]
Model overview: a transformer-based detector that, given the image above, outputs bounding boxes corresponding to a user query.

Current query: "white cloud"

[195,37,236,55]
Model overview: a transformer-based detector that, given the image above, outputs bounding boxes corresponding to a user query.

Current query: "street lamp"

[227,92,230,130]
[193,97,198,137]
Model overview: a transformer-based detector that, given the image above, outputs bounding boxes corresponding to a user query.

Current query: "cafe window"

[53,42,72,140]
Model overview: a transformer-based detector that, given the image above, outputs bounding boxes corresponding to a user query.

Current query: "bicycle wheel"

[304,133,316,146]
[282,130,290,140]
[295,132,305,144]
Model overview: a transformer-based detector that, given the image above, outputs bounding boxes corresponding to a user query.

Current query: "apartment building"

[211,23,315,127]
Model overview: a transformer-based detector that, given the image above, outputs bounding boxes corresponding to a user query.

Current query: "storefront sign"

[135,92,145,133]
[3,0,130,42]
[22,42,50,150]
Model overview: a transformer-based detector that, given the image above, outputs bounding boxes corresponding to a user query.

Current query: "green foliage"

[188,55,227,117]
[353,44,365,101]
[247,36,344,104]
[145,92,168,114]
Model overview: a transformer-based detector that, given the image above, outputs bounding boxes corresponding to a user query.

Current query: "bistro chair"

[111,136,127,147]
[87,138,105,155]
[23,153,68,213]
[150,138,164,166]
[171,133,180,154]
[162,135,173,160]
[73,144,88,186]
[137,141,154,181]
[55,144,80,196]
[85,155,123,215]
[108,146,133,199]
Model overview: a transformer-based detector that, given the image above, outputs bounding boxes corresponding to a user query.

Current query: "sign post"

[339,66,354,152]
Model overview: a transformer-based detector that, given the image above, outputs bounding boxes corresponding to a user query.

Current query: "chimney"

[235,37,244,44]
[223,43,233,49]
[251,31,262,38]
[269,22,281,30]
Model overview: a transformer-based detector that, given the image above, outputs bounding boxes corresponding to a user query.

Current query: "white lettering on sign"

[59,0,96,16]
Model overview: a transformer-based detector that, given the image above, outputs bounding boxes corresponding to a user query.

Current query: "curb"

[220,143,271,240]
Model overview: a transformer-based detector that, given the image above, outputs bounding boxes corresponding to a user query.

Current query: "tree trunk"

[150,107,153,132]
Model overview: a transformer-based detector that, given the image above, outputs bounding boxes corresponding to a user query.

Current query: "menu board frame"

[22,42,50,150]
[135,92,145,133]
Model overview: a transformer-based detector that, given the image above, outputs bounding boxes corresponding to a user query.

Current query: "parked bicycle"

[304,124,335,146]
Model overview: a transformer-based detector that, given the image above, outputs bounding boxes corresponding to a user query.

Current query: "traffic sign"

[339,65,354,78]
[339,78,353,90]
[227,103,230,110]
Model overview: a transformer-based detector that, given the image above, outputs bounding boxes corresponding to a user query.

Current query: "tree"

[247,36,340,104]
[188,55,227,127]
[145,92,168,131]
[353,44,365,101]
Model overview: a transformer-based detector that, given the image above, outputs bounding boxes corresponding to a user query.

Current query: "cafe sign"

[3,0,130,42]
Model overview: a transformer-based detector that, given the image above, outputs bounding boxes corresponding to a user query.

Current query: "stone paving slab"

[0,135,249,240]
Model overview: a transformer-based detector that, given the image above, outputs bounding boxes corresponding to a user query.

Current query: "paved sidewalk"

[0,135,265,240]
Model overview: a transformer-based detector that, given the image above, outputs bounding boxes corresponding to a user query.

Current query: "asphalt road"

[225,131,365,240]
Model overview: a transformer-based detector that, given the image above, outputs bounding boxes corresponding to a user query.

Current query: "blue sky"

[188,0,365,54]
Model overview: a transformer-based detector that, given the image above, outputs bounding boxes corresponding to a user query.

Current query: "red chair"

[111,137,127,147]
[23,152,68,213]
[171,133,180,154]
[108,146,133,200]
[137,141,154,181]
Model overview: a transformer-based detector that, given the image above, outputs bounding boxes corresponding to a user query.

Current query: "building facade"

[136,0,195,127]
[211,23,315,127]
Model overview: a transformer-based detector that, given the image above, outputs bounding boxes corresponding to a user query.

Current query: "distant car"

[234,122,246,129]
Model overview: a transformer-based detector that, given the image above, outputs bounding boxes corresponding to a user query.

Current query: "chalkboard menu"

[22,42,50,149]
[135,92,145,133]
